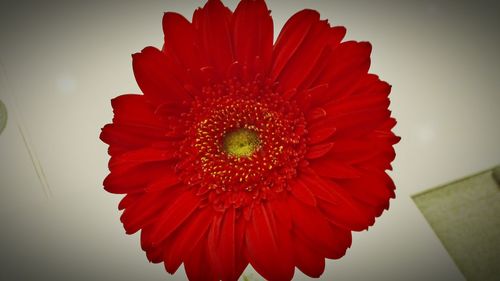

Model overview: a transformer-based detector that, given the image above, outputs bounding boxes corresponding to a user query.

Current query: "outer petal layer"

[232,0,273,76]
[132,47,191,105]
[192,0,234,76]
[246,204,295,281]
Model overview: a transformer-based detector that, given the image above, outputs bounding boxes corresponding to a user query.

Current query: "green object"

[413,166,500,281]
[223,128,261,158]
[0,99,6,134]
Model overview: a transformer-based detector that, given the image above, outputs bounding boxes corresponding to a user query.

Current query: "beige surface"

[1,0,500,280]
[414,168,500,281]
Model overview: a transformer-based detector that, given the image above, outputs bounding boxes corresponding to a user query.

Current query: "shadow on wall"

[0,99,6,135]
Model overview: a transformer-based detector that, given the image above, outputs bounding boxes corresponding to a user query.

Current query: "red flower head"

[100,0,400,280]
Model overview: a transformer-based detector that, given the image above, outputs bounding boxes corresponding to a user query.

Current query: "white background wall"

[1,0,499,280]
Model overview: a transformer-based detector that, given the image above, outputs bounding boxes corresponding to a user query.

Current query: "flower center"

[177,78,307,210]
[222,128,260,158]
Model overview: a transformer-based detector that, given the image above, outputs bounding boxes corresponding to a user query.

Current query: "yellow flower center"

[223,128,260,158]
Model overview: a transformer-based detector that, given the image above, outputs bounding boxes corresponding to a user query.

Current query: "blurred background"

[0,0,499,280]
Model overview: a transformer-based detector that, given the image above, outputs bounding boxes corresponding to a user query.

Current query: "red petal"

[246,204,294,281]
[293,235,325,278]
[276,19,331,91]
[309,107,390,141]
[368,142,396,169]
[307,123,336,145]
[294,83,329,111]
[150,190,201,244]
[339,170,395,209]
[297,168,337,204]
[208,208,247,281]
[192,0,234,76]
[140,224,156,251]
[379,117,398,131]
[163,207,213,274]
[162,12,204,71]
[309,158,361,179]
[318,75,391,128]
[100,123,166,154]
[271,10,319,83]
[289,198,338,258]
[332,108,391,139]
[299,26,346,90]
[154,101,189,119]
[103,161,173,194]
[140,225,177,264]
[118,193,140,210]
[144,171,180,192]
[184,238,219,281]
[232,0,273,76]
[290,179,317,206]
[328,139,380,164]
[305,107,326,121]
[120,186,182,234]
[271,198,293,230]
[145,240,171,263]
[316,179,375,231]
[132,47,190,105]
[305,142,334,159]
[108,147,175,173]
[327,223,353,259]
[111,94,164,128]
[312,41,372,102]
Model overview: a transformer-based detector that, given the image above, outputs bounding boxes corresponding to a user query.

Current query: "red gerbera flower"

[100,0,400,280]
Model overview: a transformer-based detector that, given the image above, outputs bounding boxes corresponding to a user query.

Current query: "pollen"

[223,128,260,158]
